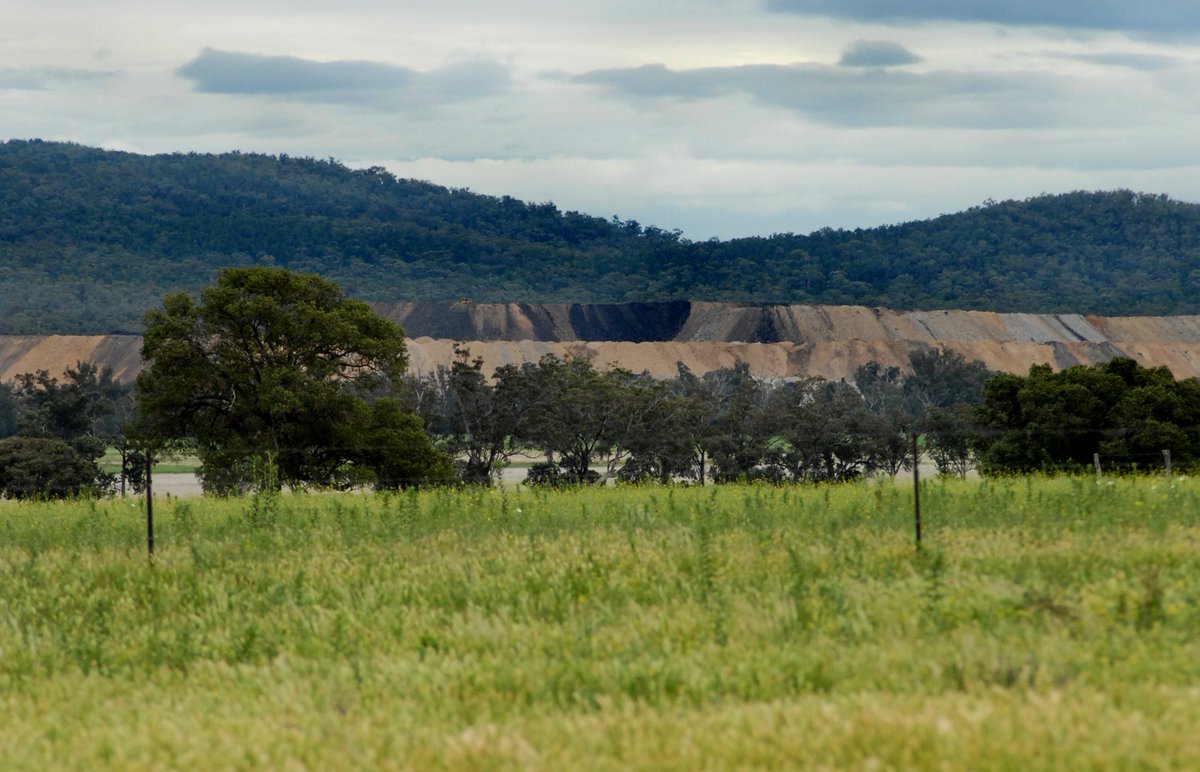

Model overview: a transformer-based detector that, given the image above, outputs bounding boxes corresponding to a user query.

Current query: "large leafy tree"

[611,373,708,484]
[972,358,1200,474]
[703,362,773,483]
[431,345,527,485]
[499,354,627,484]
[763,378,877,483]
[12,361,128,461]
[136,267,450,491]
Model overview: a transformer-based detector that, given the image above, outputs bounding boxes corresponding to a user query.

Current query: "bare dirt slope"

[373,301,1149,345]
[394,302,1200,380]
[0,335,143,383]
[5,303,1200,382]
[372,301,693,342]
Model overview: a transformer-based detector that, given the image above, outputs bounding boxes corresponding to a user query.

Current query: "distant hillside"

[3,140,1200,333]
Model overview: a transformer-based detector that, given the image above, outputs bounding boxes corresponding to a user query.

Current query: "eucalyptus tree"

[136,267,452,492]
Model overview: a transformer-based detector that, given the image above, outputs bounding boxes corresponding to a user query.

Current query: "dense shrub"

[0,437,101,499]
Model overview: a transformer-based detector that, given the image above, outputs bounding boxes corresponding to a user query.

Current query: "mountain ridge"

[3,140,1200,334]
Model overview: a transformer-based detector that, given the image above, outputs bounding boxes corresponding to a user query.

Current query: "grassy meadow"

[1,477,1199,769]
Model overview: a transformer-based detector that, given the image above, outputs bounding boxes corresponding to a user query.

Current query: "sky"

[4,1,1200,239]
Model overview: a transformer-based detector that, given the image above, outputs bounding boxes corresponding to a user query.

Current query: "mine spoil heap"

[5,301,1200,382]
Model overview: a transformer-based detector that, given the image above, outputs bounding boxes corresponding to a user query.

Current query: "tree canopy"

[0,437,101,500]
[972,358,1200,473]
[0,362,131,497]
[135,267,451,491]
[4,140,1200,333]
[396,347,996,486]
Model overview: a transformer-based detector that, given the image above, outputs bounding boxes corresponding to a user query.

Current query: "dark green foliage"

[498,354,629,482]
[0,361,136,494]
[973,358,1200,473]
[0,384,19,439]
[356,400,456,490]
[612,375,709,484]
[904,348,993,412]
[438,346,525,485]
[923,405,976,478]
[136,267,451,490]
[525,461,601,487]
[0,437,101,499]
[764,379,875,483]
[11,362,129,461]
[853,348,996,476]
[703,363,773,483]
[4,141,1200,333]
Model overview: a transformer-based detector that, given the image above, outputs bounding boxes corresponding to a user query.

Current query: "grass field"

[98,449,201,476]
[1,477,1199,769]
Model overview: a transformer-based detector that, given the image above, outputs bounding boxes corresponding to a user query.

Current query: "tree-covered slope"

[2,139,1199,333]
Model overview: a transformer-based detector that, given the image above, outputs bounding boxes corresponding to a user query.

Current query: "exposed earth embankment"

[376,300,1200,347]
[0,335,144,383]
[6,302,1200,382]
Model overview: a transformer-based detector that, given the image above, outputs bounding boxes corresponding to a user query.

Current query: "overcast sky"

[5,1,1200,238]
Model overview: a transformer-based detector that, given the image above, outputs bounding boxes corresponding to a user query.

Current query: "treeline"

[975,358,1200,473]
[402,351,1200,484]
[0,362,140,498]
[398,346,993,486]
[0,346,988,497]
[5,140,1200,333]
[3,351,1198,499]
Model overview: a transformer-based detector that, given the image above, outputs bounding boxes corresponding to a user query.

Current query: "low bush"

[0,436,101,499]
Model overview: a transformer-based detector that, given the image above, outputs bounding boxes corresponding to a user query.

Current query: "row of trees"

[0,362,141,497]
[398,345,992,487]
[974,357,1200,473]
[0,269,993,497]
[3,267,1196,498]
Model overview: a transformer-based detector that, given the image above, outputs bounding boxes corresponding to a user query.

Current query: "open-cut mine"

[5,301,1200,383]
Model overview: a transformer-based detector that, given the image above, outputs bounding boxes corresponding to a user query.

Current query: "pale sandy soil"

[140,473,205,498]
[10,303,1200,384]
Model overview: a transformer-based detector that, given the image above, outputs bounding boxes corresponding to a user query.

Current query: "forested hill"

[3,139,1200,334]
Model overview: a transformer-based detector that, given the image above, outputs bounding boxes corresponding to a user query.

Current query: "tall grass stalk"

[1,476,1199,768]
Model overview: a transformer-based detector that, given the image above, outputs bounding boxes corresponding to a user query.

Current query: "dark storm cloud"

[838,40,921,67]
[574,62,1068,129]
[177,49,509,101]
[765,1,1200,37]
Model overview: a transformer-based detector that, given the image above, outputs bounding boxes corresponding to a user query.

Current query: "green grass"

[1,477,1199,768]
[98,463,199,475]
[99,448,201,475]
